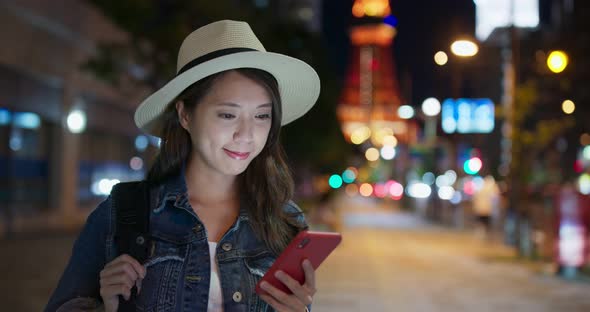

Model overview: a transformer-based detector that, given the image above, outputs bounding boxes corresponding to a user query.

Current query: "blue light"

[384,15,398,27]
[149,135,161,148]
[441,98,495,134]
[13,112,40,129]
[135,135,149,152]
[0,108,11,125]
[342,169,356,184]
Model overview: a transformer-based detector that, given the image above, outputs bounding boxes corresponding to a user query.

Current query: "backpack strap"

[111,180,154,311]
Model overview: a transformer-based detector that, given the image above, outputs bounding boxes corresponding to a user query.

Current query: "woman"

[45,20,320,312]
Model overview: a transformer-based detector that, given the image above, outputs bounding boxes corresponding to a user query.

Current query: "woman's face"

[178,70,273,177]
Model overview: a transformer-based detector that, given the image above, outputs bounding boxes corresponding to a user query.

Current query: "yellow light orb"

[562,100,575,114]
[359,183,373,197]
[382,135,398,147]
[351,126,371,145]
[352,0,391,18]
[547,50,568,73]
[365,147,380,161]
[371,127,393,146]
[434,51,448,66]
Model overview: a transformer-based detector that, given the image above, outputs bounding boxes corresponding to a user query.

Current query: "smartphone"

[255,230,342,296]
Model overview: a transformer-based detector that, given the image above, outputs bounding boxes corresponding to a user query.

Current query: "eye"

[218,113,235,119]
[256,113,271,120]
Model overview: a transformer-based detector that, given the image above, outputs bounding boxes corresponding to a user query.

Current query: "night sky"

[321,0,560,106]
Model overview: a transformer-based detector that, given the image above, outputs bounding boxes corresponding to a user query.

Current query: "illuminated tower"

[337,0,416,147]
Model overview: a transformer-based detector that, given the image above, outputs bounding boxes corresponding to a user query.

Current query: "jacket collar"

[156,163,249,219]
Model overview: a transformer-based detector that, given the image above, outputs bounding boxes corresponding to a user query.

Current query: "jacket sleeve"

[44,197,112,312]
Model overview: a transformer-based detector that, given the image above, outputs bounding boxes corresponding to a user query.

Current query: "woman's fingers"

[301,259,316,295]
[99,254,147,311]
[100,284,132,301]
[260,281,310,311]
[100,272,136,290]
[104,254,146,278]
[103,261,145,281]
[274,271,312,305]
[259,260,316,311]
[260,293,289,311]
[136,278,143,295]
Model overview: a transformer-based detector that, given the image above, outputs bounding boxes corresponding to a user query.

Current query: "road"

[1,195,590,311]
[312,196,590,311]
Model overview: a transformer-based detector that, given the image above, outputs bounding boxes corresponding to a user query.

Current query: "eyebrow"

[217,102,272,109]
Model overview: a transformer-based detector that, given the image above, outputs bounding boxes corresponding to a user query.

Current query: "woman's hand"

[259,259,316,312]
[99,254,146,312]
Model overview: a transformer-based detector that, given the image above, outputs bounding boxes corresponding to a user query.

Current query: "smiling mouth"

[223,148,251,160]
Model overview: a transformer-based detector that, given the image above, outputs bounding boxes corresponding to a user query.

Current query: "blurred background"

[1,0,590,311]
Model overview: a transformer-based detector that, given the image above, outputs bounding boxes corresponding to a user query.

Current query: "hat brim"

[134,51,320,137]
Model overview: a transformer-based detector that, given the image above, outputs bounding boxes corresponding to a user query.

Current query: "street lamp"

[422,97,441,116]
[450,39,479,57]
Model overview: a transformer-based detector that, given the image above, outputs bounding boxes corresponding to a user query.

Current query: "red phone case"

[255,230,342,296]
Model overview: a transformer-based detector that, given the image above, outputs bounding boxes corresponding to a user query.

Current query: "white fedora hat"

[134,19,321,137]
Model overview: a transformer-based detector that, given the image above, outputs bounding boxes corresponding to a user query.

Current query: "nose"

[233,118,254,143]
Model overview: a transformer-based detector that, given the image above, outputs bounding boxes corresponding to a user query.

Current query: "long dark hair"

[147,68,305,254]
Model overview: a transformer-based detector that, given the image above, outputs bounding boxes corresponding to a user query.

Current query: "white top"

[207,242,224,312]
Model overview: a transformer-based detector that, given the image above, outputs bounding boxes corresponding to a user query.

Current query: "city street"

[313,197,590,311]
[2,196,590,311]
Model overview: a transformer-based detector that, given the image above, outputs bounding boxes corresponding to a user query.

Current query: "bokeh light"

[329,174,343,189]
[342,169,357,183]
[374,183,387,198]
[438,186,455,200]
[434,51,448,65]
[380,146,396,160]
[578,174,590,195]
[547,50,568,73]
[398,105,415,119]
[351,126,371,145]
[450,40,479,57]
[130,157,143,171]
[406,182,432,198]
[389,182,404,199]
[66,110,86,133]
[345,184,359,196]
[422,97,441,116]
[464,157,482,175]
[135,135,149,152]
[359,183,374,197]
[365,148,380,161]
[382,135,398,147]
[422,172,435,185]
[562,100,575,114]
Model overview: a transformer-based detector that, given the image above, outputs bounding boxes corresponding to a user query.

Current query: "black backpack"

[110,181,156,312]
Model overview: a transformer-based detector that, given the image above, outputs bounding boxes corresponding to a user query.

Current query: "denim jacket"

[44,172,307,312]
